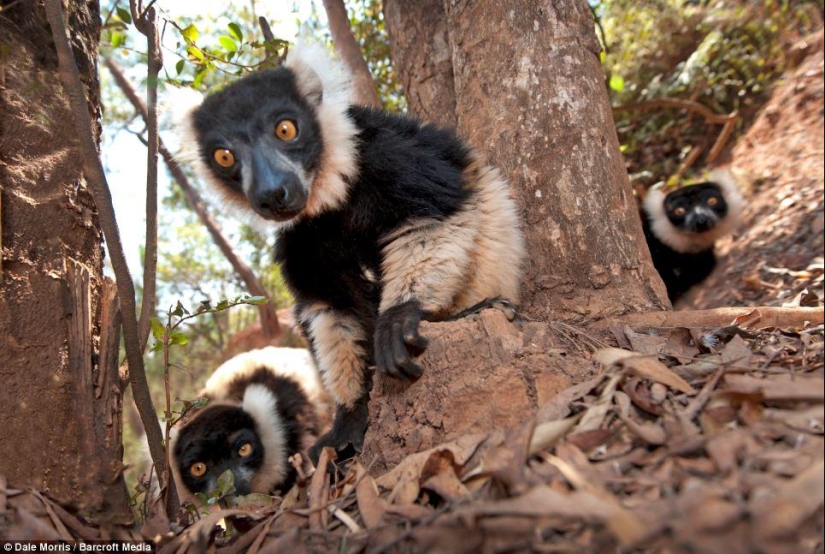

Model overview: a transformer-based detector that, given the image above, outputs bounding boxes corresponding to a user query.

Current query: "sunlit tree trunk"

[0,0,131,522]
[389,0,669,322]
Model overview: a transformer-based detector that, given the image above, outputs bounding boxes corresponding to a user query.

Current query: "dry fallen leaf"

[595,347,695,394]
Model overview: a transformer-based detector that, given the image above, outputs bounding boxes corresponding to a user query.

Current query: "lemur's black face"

[192,68,324,222]
[174,405,264,496]
[663,182,729,234]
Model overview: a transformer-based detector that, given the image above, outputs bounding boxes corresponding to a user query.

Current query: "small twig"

[258,16,288,68]
[683,367,725,420]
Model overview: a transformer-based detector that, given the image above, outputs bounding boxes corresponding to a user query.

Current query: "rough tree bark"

[0,1,131,521]
[384,0,456,127]
[388,0,669,322]
[364,0,669,471]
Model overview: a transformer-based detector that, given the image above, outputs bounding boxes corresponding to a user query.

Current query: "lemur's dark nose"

[688,212,715,233]
[249,147,308,221]
[255,183,289,212]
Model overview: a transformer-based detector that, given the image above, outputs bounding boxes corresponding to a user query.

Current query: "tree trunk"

[384,0,456,127]
[0,1,131,522]
[363,0,669,470]
[391,0,669,322]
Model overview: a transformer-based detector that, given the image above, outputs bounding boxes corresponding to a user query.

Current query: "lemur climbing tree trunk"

[0,0,131,522]
[387,0,669,322]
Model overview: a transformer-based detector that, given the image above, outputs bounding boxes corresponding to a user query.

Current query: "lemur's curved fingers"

[374,301,426,380]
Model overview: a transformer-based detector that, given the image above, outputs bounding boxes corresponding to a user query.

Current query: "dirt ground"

[682,32,825,312]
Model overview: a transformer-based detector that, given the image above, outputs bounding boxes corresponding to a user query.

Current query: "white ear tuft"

[161,86,205,163]
[285,41,353,109]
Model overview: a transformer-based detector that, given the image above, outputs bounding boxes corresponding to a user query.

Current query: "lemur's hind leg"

[298,303,371,463]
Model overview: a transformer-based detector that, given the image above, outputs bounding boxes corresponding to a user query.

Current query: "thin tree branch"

[43,0,168,495]
[129,0,178,517]
[321,0,382,108]
[104,59,282,340]
[131,1,160,352]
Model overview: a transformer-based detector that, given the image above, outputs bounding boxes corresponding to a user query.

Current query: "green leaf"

[181,23,199,43]
[150,341,164,353]
[116,6,132,24]
[193,68,207,89]
[216,299,230,310]
[227,22,243,43]
[229,493,274,507]
[218,36,239,53]
[173,300,190,317]
[175,59,185,75]
[217,469,235,496]
[194,492,209,506]
[609,74,625,92]
[187,45,205,62]
[150,318,165,340]
[188,397,209,410]
[170,332,190,346]
[110,32,125,48]
[244,295,269,305]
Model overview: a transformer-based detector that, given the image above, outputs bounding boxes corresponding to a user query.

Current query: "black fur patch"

[642,204,718,302]
[308,396,369,464]
[191,67,324,193]
[174,406,264,496]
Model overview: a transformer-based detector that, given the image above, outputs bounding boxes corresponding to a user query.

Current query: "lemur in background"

[171,347,331,499]
[177,43,525,461]
[641,172,744,303]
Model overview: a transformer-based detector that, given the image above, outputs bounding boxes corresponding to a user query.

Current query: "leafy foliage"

[597,0,823,185]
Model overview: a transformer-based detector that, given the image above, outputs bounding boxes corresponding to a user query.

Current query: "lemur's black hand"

[374,301,429,380]
[309,399,368,465]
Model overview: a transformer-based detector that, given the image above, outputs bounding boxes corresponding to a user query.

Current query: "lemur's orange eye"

[238,443,253,457]
[706,197,719,207]
[275,120,298,142]
[213,149,235,168]
[673,207,686,217]
[190,462,207,477]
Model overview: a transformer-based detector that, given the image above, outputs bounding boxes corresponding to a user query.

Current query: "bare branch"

[258,16,288,68]
[43,0,168,494]
[130,1,161,352]
[321,0,382,108]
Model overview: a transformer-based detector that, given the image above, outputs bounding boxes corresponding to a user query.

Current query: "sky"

[102,1,321,285]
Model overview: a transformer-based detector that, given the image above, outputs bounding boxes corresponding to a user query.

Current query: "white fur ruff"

[202,346,331,413]
[242,384,288,493]
[643,174,743,254]
[172,41,360,236]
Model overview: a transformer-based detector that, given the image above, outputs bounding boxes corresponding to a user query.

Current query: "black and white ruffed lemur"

[171,347,331,499]
[641,172,744,303]
[176,43,526,460]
